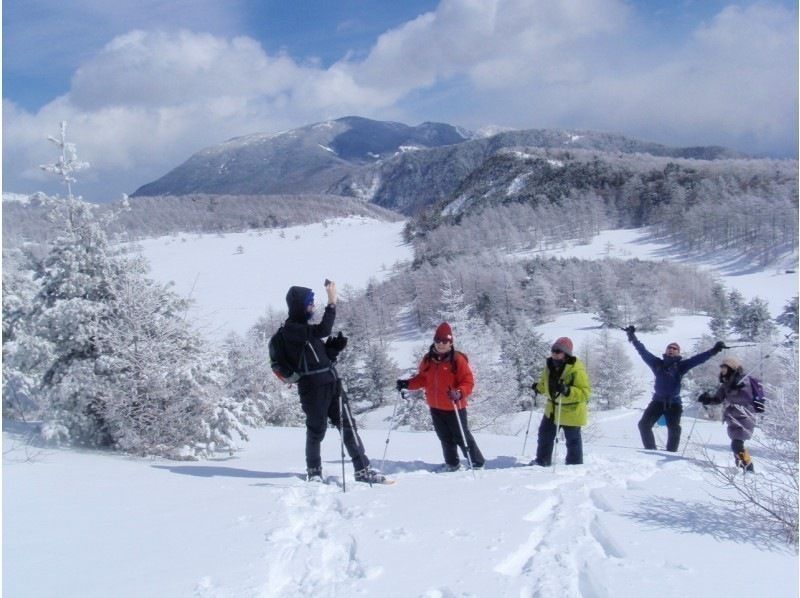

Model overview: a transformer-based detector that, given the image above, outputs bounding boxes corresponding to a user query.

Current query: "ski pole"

[521,388,538,456]
[380,389,403,473]
[449,390,475,478]
[340,385,373,488]
[552,394,563,473]
[337,380,347,493]
[682,410,699,457]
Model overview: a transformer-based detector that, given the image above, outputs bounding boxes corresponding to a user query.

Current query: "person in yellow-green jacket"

[529,337,591,466]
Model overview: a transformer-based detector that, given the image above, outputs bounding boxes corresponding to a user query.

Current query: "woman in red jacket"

[396,322,485,471]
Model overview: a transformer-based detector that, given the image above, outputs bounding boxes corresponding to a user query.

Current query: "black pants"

[638,400,682,452]
[299,380,368,471]
[535,414,583,465]
[430,407,485,467]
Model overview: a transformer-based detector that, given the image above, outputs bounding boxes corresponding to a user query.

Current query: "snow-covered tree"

[583,329,640,410]
[776,296,798,336]
[731,297,777,341]
[223,328,303,427]
[7,122,247,457]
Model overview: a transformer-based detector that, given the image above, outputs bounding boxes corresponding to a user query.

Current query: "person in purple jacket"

[624,325,725,452]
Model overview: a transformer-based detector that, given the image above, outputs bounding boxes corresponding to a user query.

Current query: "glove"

[556,381,570,397]
[697,391,711,405]
[325,331,348,352]
[623,325,636,342]
[396,379,409,391]
[448,389,462,403]
[531,383,540,394]
[712,341,727,355]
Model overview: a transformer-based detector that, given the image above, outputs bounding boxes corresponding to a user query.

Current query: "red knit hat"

[434,322,453,342]
[551,337,573,356]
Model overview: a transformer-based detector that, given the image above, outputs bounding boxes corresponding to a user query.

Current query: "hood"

[286,286,313,322]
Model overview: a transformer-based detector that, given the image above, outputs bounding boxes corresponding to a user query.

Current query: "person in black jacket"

[624,325,725,452]
[270,281,383,483]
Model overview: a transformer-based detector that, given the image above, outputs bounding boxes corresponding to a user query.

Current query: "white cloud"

[3,1,796,200]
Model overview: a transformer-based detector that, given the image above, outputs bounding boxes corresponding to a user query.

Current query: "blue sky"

[3,0,798,200]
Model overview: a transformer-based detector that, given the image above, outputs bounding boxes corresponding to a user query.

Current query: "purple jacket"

[714,376,757,441]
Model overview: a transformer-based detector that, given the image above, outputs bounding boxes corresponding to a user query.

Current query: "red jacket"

[408,348,474,411]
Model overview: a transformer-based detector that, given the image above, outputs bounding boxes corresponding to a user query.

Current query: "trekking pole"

[340,386,373,488]
[449,391,475,478]
[521,388,539,456]
[552,394,563,473]
[682,413,699,457]
[380,389,404,473]
[337,381,347,493]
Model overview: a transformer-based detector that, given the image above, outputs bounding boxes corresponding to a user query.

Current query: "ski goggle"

[434,337,452,344]
[551,348,564,354]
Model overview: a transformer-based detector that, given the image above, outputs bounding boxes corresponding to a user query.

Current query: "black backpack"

[269,328,300,384]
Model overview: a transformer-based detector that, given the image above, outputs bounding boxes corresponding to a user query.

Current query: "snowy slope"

[128,216,414,338]
[4,414,797,597]
[4,221,798,597]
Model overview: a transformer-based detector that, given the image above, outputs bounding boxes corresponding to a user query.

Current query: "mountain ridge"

[131,116,746,213]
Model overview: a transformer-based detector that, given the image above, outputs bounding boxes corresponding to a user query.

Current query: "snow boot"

[306,466,324,482]
[436,463,462,473]
[354,467,388,484]
[736,449,754,473]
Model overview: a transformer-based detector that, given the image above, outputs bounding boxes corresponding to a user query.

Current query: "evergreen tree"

[583,329,639,410]
[731,297,777,341]
[776,296,799,336]
[708,284,732,339]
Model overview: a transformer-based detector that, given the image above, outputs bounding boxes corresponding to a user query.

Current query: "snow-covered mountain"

[131,116,471,199]
[131,116,744,214]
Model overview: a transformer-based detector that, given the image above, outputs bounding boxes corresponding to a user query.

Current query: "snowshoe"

[306,467,325,483]
[436,463,462,473]
[354,468,393,485]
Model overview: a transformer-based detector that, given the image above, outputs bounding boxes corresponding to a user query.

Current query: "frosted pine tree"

[583,329,639,410]
[16,122,249,456]
[498,323,549,409]
[224,328,303,426]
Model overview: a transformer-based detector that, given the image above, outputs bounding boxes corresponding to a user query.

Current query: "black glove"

[531,383,540,394]
[623,325,636,342]
[697,391,712,405]
[448,388,462,403]
[556,381,570,397]
[396,379,409,391]
[325,331,348,352]
[712,341,727,355]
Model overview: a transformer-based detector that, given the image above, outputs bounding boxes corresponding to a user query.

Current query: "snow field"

[5,412,797,598]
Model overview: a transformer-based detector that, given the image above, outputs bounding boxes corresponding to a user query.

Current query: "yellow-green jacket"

[536,356,591,427]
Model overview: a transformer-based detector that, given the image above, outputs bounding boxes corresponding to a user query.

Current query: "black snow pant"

[430,407,485,468]
[638,400,683,452]
[299,379,369,472]
[535,413,583,465]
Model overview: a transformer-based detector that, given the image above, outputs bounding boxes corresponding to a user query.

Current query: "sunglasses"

[434,338,452,344]
[551,349,564,355]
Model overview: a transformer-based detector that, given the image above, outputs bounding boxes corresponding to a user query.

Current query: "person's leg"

[534,415,557,465]
[638,401,663,450]
[300,387,330,471]
[328,383,369,471]
[563,426,583,464]
[730,438,753,470]
[456,408,485,467]
[430,408,460,467]
[664,403,683,452]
